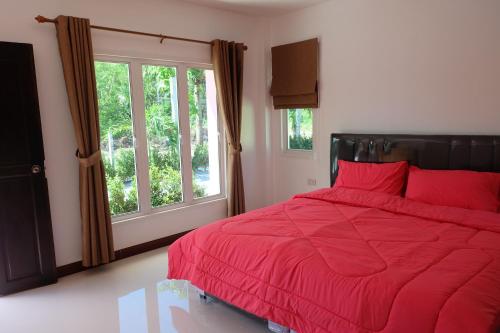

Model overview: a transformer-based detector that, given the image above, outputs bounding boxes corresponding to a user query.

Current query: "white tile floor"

[0,247,269,333]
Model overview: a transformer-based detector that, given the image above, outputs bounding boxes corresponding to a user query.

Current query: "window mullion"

[130,61,153,214]
[177,64,194,204]
[282,109,289,151]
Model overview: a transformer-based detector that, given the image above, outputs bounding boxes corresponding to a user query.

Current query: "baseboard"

[56,229,192,278]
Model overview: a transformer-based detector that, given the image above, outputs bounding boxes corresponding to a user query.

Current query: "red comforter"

[168,188,500,333]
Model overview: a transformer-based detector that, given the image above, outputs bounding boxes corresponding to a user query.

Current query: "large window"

[285,108,313,151]
[95,58,224,219]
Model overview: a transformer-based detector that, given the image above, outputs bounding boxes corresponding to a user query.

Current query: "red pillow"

[334,160,408,196]
[405,166,500,212]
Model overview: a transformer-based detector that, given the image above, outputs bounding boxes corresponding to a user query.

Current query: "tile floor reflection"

[0,247,268,333]
[157,280,189,333]
[119,288,149,333]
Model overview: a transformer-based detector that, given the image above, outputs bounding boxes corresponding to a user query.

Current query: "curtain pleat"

[55,15,115,267]
[211,40,246,216]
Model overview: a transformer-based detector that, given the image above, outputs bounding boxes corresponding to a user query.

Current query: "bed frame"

[196,133,500,333]
[194,287,296,333]
[330,133,500,185]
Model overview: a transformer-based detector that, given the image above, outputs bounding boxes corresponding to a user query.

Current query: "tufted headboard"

[330,134,500,186]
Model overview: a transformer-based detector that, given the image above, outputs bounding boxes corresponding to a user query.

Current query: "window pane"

[287,108,313,150]
[95,61,139,216]
[143,65,183,207]
[187,68,221,198]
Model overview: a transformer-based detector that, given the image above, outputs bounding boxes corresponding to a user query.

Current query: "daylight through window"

[95,59,223,219]
[188,68,221,198]
[142,65,183,208]
[286,108,313,151]
[96,61,139,216]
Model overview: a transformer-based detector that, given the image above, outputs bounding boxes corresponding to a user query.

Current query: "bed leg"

[193,285,215,304]
[268,320,293,333]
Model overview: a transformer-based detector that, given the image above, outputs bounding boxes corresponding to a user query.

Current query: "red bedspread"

[168,188,500,333]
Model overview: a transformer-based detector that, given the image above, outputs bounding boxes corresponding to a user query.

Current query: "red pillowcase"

[405,166,500,212]
[334,160,408,196]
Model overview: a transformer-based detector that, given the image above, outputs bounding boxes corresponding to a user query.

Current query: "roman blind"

[270,38,319,109]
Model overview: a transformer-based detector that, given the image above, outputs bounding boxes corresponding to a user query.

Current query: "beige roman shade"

[270,38,319,109]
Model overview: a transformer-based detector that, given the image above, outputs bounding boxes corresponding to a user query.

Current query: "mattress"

[168,187,500,333]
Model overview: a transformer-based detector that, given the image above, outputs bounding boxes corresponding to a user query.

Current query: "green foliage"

[142,65,179,154]
[192,143,209,171]
[102,152,116,178]
[145,105,179,147]
[143,65,176,118]
[188,68,209,199]
[149,147,180,171]
[103,148,139,215]
[287,108,313,150]
[157,280,188,300]
[115,148,136,180]
[95,62,133,144]
[149,165,182,207]
[288,136,313,150]
[107,176,138,215]
[193,180,206,198]
[142,65,184,207]
[96,63,215,216]
[187,68,207,130]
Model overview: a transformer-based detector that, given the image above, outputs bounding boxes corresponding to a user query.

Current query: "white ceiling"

[182,0,330,16]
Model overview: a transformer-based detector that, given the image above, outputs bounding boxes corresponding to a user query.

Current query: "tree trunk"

[194,80,205,145]
[294,109,302,138]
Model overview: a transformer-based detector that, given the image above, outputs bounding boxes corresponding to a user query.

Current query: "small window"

[285,108,313,151]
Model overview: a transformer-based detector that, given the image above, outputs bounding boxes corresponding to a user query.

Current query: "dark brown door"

[0,42,57,295]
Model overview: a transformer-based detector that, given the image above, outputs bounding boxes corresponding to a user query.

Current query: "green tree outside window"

[287,108,313,150]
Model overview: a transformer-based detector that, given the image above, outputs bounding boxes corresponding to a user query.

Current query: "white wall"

[269,0,500,202]
[0,0,269,266]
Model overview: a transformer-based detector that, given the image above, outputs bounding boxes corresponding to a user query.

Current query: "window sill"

[281,148,315,160]
[111,196,227,225]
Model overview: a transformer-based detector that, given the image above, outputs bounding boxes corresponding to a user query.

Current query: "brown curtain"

[211,40,245,216]
[270,38,319,109]
[55,15,115,267]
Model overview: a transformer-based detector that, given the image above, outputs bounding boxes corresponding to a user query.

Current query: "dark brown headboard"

[330,134,500,186]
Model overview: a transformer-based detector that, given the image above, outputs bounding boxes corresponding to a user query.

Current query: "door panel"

[0,62,32,165]
[1,175,41,280]
[0,41,57,295]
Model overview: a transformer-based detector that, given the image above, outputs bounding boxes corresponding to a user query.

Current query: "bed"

[168,134,500,333]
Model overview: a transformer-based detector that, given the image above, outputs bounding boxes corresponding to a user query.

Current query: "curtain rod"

[35,15,248,51]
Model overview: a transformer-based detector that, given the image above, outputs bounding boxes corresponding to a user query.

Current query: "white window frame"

[95,54,226,223]
[281,108,316,158]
